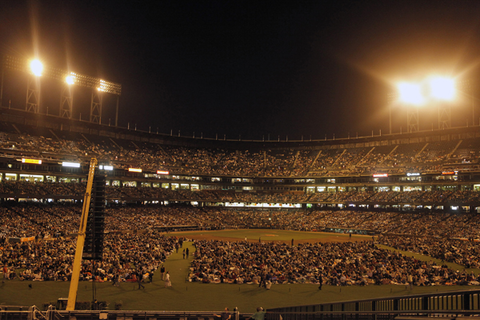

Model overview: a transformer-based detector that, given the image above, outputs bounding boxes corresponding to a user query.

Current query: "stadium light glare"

[397,82,425,105]
[65,74,75,85]
[30,59,43,77]
[428,76,455,101]
[97,79,107,92]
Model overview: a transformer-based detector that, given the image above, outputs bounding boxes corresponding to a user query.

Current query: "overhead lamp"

[429,76,455,101]
[397,82,424,105]
[65,74,75,85]
[30,59,43,77]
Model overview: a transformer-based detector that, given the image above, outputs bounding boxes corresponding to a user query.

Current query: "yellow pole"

[66,158,97,311]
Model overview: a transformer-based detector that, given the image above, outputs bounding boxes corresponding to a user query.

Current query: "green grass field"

[1,229,477,312]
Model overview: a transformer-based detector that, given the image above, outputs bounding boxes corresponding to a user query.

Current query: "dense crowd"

[1,130,480,177]
[0,205,182,282]
[3,122,480,288]
[2,204,480,285]
[378,235,480,269]
[3,205,480,239]
[190,239,480,286]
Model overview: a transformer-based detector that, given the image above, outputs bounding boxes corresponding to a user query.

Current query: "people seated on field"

[3,202,480,285]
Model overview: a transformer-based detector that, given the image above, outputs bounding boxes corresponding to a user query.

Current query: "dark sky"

[2,0,480,140]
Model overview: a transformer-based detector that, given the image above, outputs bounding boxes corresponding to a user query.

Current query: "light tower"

[60,73,75,118]
[397,82,423,133]
[392,76,458,133]
[2,55,122,125]
[26,59,43,113]
[429,77,455,130]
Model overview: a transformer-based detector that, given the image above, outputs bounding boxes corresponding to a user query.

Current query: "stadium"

[5,2,480,320]
[3,91,480,318]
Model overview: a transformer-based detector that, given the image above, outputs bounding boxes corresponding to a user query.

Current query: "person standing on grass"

[137,271,145,289]
[2,265,7,280]
[112,274,119,286]
[160,265,165,280]
[164,271,171,287]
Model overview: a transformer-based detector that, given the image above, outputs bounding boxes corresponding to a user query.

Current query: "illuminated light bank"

[62,162,81,168]
[21,158,42,164]
[372,173,388,178]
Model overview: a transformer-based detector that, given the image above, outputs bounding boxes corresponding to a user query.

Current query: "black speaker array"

[84,170,106,261]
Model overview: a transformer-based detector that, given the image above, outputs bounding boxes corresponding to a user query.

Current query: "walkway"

[157,241,196,286]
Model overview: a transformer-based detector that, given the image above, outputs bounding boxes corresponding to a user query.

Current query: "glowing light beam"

[397,82,425,105]
[429,77,455,101]
[30,59,43,77]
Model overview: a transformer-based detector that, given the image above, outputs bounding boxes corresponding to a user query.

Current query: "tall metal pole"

[115,96,119,127]
[66,158,98,311]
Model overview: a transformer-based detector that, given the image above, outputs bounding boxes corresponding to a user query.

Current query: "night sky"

[2,1,480,140]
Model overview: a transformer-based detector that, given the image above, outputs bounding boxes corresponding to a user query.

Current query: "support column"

[60,85,73,118]
[26,76,40,113]
[438,104,451,129]
[407,106,419,133]
[90,90,102,124]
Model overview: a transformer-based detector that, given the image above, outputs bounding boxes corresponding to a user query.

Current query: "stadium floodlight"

[97,79,106,92]
[397,82,424,105]
[65,74,76,85]
[4,55,121,95]
[30,59,43,77]
[428,76,455,101]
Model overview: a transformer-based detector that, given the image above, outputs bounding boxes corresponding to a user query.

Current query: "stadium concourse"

[3,110,480,288]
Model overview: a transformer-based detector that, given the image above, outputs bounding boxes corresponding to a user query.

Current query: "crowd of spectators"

[2,203,480,285]
[378,235,480,269]
[189,240,479,286]
[3,202,480,239]
[2,130,480,177]
[3,129,480,286]
[0,204,182,282]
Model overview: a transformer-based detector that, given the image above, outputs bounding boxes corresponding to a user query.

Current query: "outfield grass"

[1,271,472,312]
[167,228,373,243]
[1,230,477,311]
